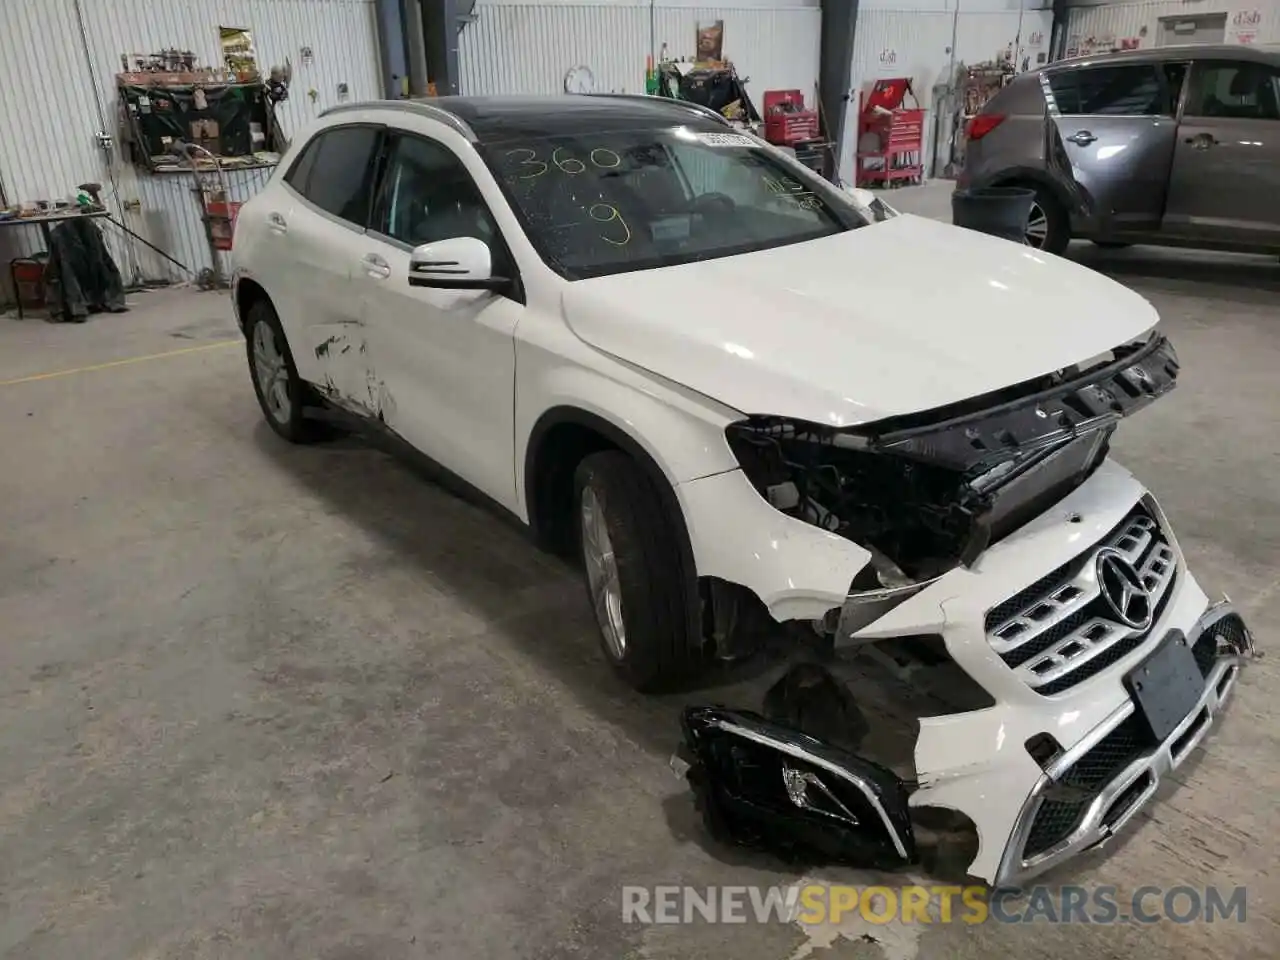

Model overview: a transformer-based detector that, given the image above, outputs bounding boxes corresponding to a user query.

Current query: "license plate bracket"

[1125,631,1204,742]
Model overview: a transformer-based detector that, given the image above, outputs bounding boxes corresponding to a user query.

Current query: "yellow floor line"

[0,338,241,387]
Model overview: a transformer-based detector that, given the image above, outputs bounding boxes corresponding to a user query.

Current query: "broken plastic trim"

[677,705,917,868]
[836,577,944,641]
[854,332,1179,472]
[724,333,1179,588]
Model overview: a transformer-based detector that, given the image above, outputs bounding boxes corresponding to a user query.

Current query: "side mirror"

[408,236,509,291]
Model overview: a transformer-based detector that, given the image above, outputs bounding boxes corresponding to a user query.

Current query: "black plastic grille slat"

[985,560,1081,632]
[1033,610,1166,695]
[987,505,1178,695]
[984,508,1139,633]
[1024,799,1085,857]
[1191,613,1248,678]
[1003,607,1094,669]
[1060,714,1152,789]
[1192,631,1217,678]
[1023,714,1157,858]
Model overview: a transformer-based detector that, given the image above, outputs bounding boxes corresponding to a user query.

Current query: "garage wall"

[841,0,1052,184]
[457,0,822,110]
[0,0,380,295]
[1062,1,1280,55]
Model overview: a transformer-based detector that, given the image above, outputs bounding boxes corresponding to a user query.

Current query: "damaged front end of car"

[676,608,1258,884]
[670,332,1266,885]
[724,332,1179,637]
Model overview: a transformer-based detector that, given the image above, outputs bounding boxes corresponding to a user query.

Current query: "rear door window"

[1048,64,1167,116]
[296,125,383,227]
[1185,61,1280,120]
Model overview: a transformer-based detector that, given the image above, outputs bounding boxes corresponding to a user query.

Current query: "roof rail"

[318,99,476,140]
[583,92,732,128]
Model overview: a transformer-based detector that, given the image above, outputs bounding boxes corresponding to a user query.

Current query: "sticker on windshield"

[649,215,692,243]
[692,131,756,148]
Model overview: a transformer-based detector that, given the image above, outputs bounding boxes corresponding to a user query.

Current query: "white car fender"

[514,348,742,524]
[678,468,872,623]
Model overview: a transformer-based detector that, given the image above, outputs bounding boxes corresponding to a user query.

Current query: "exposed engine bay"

[724,333,1180,585]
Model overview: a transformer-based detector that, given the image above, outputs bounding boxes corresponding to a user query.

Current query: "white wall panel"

[0,0,380,293]
[1063,1,1280,54]
[460,4,650,95]
[0,0,112,279]
[459,3,821,115]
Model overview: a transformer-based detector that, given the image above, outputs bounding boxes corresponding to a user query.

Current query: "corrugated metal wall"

[0,0,380,294]
[844,3,1053,182]
[458,2,822,109]
[1063,1,1280,54]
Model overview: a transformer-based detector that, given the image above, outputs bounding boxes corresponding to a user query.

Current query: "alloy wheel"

[252,320,292,424]
[581,486,626,659]
[1025,201,1048,248]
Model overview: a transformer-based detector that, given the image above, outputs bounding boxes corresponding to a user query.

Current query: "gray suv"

[958,44,1280,254]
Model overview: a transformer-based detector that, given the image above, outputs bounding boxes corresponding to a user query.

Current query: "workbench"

[1,208,110,319]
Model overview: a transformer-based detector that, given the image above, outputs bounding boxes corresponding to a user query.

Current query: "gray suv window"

[1187,61,1280,120]
[1048,64,1165,116]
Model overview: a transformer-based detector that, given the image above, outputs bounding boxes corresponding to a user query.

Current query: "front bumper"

[679,459,1257,884]
[900,466,1257,884]
[994,602,1254,886]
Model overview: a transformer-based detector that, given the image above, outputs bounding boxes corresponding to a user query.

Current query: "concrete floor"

[1,183,1277,959]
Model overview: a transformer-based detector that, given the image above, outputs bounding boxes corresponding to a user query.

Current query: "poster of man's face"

[696,20,724,62]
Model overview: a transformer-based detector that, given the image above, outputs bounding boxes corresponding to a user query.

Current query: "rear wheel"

[245,299,322,443]
[574,451,704,691]
[1023,187,1070,255]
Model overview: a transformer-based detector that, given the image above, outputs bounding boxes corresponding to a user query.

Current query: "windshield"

[482,125,864,280]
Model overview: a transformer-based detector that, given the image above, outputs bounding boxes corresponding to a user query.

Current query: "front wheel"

[1024,187,1070,255]
[574,451,704,691]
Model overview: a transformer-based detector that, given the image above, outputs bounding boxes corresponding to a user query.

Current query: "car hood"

[560,214,1160,425]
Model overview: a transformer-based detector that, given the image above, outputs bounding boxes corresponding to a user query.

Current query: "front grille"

[984,506,1177,695]
[1023,713,1156,857]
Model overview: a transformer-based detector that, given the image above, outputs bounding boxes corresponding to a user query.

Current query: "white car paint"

[233,101,1227,885]
[563,217,1159,426]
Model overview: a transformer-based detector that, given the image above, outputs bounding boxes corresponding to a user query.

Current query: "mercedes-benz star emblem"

[1095,548,1153,630]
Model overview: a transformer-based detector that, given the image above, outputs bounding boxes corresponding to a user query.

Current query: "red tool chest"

[855,77,925,187]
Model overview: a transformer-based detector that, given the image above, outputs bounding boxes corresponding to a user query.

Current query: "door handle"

[1184,133,1219,150]
[1066,130,1097,146]
[361,252,391,280]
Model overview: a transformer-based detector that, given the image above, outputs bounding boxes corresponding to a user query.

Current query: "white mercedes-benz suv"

[231,95,1255,887]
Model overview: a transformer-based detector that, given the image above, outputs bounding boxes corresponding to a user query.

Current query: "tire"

[244,298,323,443]
[574,450,704,691]
[1024,186,1070,255]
